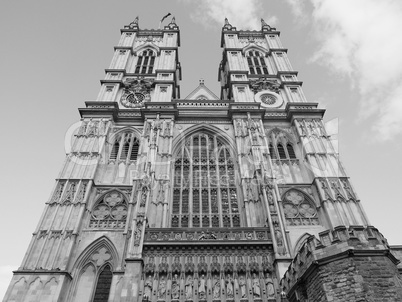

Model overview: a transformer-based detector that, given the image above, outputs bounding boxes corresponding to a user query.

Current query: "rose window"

[90,191,128,229]
[282,190,318,226]
[260,94,276,105]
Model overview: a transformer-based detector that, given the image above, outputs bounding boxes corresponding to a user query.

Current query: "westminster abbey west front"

[4,16,402,302]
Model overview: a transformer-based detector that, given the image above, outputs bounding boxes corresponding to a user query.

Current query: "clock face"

[121,92,145,108]
[255,90,283,108]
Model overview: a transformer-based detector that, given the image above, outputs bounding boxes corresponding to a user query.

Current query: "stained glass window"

[172,133,240,227]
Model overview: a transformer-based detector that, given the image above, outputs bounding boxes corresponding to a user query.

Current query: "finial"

[199,79,204,85]
[126,16,139,29]
[171,16,176,24]
[225,18,229,25]
[261,18,267,26]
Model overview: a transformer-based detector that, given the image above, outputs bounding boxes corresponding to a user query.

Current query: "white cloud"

[182,0,277,30]
[0,265,17,299]
[287,0,402,140]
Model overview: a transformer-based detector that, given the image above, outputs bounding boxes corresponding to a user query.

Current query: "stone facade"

[3,17,402,302]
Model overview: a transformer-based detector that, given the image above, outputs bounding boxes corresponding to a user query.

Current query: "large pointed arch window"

[247,50,268,75]
[135,49,155,74]
[172,133,240,228]
[72,245,115,302]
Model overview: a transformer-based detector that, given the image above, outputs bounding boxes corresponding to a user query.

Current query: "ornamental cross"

[92,247,111,266]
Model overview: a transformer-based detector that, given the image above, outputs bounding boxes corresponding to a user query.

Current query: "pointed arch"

[242,44,269,56]
[171,127,241,228]
[133,42,160,56]
[293,232,314,255]
[92,264,113,302]
[172,124,236,157]
[89,189,129,229]
[243,47,269,75]
[73,236,119,271]
[7,277,27,301]
[266,127,296,144]
[108,128,141,162]
[133,47,157,74]
[287,143,296,159]
[281,188,319,226]
[24,277,43,302]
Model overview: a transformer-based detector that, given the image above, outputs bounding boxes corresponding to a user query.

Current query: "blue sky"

[1,0,402,297]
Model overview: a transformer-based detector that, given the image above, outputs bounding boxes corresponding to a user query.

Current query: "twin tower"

[4,17,402,302]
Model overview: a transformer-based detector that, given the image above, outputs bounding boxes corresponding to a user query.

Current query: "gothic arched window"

[72,245,115,302]
[89,191,128,229]
[287,143,296,159]
[247,50,268,75]
[135,49,155,74]
[282,190,318,226]
[109,132,140,161]
[93,265,113,302]
[267,129,303,183]
[172,133,240,228]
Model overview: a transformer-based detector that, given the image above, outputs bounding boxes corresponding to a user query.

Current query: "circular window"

[260,94,277,105]
[255,90,283,108]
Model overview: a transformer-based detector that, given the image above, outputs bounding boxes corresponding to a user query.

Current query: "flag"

[161,13,171,23]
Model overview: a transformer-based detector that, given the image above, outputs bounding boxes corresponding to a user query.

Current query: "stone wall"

[281,226,402,301]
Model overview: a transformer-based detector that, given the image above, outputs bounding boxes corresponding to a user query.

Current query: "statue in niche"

[185,275,193,300]
[265,272,275,298]
[158,275,166,299]
[171,274,180,300]
[198,274,207,300]
[252,273,261,298]
[144,275,153,299]
[212,275,220,299]
[226,274,234,298]
[238,275,247,298]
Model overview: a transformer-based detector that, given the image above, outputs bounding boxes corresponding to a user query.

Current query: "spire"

[126,16,139,30]
[165,16,179,30]
[223,18,236,31]
[261,18,276,31]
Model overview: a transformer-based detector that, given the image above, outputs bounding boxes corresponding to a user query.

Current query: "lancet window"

[171,133,240,228]
[72,245,115,302]
[135,49,155,74]
[247,50,268,75]
[269,142,296,160]
[89,191,128,229]
[267,129,303,183]
[109,132,139,161]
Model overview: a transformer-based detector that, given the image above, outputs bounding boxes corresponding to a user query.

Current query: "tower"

[3,16,402,302]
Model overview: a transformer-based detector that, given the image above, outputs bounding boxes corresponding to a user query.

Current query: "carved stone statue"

[158,275,166,299]
[144,275,153,299]
[171,274,180,300]
[252,273,261,297]
[198,274,206,300]
[265,272,275,298]
[226,274,234,298]
[212,275,220,299]
[185,275,193,300]
[238,275,247,298]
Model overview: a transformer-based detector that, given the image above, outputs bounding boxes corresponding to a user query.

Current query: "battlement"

[280,225,401,301]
